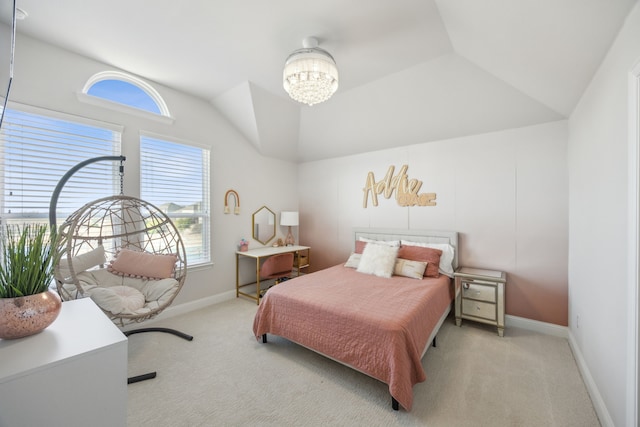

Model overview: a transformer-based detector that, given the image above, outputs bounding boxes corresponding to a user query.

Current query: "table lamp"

[280,211,299,246]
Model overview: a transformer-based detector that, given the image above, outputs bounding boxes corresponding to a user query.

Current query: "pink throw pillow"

[108,248,177,280]
[397,245,442,278]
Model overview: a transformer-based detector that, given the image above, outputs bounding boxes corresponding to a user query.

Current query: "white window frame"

[77,71,174,125]
[0,102,122,228]
[139,132,211,267]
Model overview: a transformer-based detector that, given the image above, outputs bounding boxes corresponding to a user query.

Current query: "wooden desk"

[236,245,310,304]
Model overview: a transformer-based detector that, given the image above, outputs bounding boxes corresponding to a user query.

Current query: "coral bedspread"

[252,264,453,410]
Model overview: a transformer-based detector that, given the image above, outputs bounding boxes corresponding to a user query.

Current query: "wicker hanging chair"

[51,156,192,383]
[54,195,187,327]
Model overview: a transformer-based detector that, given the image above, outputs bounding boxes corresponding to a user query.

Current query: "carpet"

[127,298,600,426]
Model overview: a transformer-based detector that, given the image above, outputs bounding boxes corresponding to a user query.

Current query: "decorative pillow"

[356,242,399,278]
[401,240,455,277]
[344,253,361,268]
[355,237,400,254]
[394,258,428,280]
[89,285,146,315]
[108,248,177,280]
[57,246,105,278]
[397,245,442,278]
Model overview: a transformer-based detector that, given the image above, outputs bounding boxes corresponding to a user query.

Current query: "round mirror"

[252,206,276,245]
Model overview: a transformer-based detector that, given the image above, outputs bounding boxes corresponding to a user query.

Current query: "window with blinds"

[140,134,210,266]
[0,108,121,227]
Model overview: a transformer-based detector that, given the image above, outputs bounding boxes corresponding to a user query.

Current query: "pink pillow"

[355,240,367,254]
[397,245,442,278]
[108,248,177,280]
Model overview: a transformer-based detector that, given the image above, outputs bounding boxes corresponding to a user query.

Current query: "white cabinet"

[0,298,128,427]
[454,267,506,337]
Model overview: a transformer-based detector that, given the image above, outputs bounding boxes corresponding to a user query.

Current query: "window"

[88,80,161,114]
[81,71,171,119]
[0,107,121,228]
[140,134,210,266]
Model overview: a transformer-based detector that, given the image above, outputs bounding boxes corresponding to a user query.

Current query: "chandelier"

[283,37,339,106]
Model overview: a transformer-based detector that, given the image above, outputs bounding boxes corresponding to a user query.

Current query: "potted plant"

[0,223,61,339]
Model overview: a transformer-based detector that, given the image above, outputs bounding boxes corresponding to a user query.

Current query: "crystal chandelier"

[283,37,339,106]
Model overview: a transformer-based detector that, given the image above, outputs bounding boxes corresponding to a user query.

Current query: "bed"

[252,228,458,411]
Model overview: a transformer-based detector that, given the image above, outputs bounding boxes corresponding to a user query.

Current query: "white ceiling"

[14,0,638,162]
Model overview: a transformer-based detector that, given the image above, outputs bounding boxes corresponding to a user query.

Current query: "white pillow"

[358,237,400,247]
[357,242,399,278]
[394,258,427,280]
[344,253,361,268]
[401,240,455,277]
[57,246,106,278]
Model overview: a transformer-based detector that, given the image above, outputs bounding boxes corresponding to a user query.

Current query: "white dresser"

[0,298,128,427]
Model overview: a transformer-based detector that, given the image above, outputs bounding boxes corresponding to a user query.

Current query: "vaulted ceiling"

[14,0,639,162]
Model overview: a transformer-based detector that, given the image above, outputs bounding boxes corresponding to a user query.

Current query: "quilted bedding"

[252,264,453,410]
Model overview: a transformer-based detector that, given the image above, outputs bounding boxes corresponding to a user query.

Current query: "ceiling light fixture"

[283,37,338,106]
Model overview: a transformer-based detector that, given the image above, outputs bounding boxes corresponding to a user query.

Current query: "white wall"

[7,33,299,306]
[568,3,640,426]
[299,120,569,326]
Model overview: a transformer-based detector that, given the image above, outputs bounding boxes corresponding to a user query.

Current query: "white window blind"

[0,108,121,227]
[140,134,210,266]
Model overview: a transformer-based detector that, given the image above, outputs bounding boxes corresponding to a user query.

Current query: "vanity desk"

[236,245,310,305]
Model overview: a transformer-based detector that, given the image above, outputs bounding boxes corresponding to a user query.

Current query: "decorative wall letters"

[362,165,436,208]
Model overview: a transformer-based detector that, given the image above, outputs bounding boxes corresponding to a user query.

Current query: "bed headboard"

[353,228,459,270]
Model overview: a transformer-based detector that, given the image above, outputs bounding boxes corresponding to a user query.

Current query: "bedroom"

[0,1,639,426]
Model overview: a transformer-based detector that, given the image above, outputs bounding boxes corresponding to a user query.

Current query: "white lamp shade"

[280,211,299,227]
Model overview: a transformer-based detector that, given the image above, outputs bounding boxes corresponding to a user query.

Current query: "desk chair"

[259,253,294,296]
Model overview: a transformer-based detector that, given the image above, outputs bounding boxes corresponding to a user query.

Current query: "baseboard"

[567,330,613,427]
[505,315,611,425]
[505,314,568,338]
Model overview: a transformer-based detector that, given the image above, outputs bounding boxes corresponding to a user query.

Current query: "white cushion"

[344,253,361,268]
[89,285,145,315]
[400,240,455,277]
[394,258,427,280]
[76,269,179,314]
[57,246,105,278]
[357,242,399,278]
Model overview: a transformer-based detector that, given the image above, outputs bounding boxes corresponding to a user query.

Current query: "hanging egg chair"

[51,156,192,383]
[54,194,187,326]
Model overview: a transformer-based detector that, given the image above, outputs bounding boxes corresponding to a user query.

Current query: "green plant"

[0,224,58,298]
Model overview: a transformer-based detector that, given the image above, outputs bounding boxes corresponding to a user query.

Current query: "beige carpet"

[126,298,600,426]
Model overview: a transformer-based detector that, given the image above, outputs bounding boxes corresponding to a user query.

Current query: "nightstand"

[454,267,506,337]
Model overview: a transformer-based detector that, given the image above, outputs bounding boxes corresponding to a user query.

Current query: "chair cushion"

[73,270,180,316]
[261,253,294,278]
[89,285,145,315]
[57,246,106,279]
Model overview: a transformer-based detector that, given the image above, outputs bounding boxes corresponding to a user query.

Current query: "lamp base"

[285,226,294,246]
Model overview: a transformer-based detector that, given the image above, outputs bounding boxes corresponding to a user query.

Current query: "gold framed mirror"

[252,206,276,245]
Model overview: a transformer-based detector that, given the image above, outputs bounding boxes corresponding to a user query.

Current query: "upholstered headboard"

[353,228,459,271]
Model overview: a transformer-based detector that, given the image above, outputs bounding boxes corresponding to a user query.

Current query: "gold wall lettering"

[362,165,436,208]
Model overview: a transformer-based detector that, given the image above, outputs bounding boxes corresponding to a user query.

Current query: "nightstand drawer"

[462,282,496,303]
[462,299,496,321]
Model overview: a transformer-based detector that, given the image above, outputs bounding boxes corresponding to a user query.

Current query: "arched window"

[82,71,171,118]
